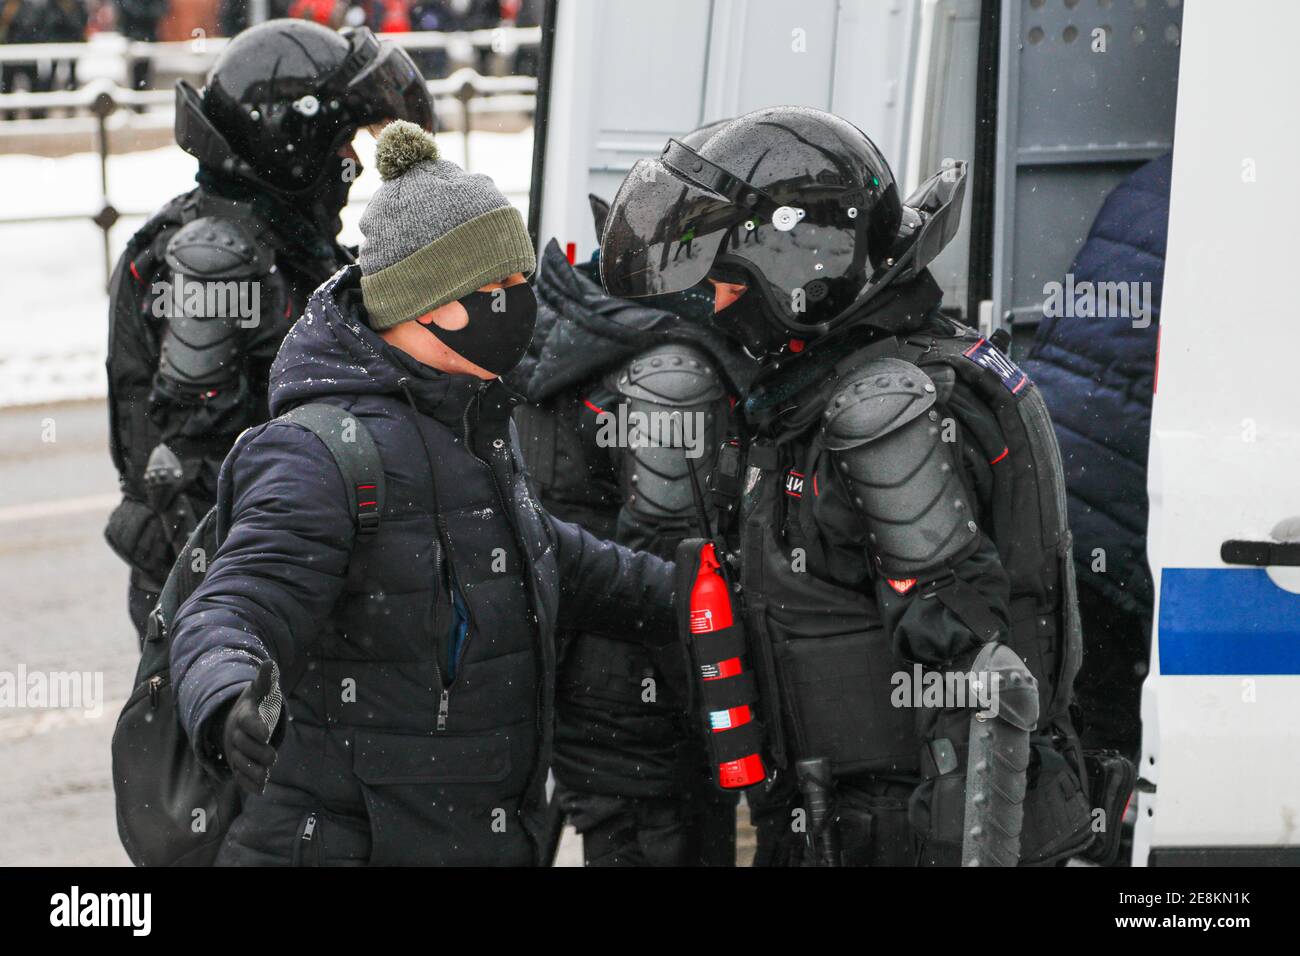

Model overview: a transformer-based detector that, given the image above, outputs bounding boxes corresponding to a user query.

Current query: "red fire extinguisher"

[689,541,766,789]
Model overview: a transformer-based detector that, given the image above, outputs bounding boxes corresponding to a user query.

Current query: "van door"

[1137,0,1300,866]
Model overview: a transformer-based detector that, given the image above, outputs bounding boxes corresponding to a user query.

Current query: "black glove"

[220,658,283,795]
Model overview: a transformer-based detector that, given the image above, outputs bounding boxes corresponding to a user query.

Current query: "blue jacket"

[1021,154,1172,617]
[169,266,676,865]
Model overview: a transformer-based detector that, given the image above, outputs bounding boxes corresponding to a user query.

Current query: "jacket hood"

[505,240,756,402]
[269,265,487,429]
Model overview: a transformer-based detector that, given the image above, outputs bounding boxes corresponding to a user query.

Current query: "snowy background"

[0,128,533,407]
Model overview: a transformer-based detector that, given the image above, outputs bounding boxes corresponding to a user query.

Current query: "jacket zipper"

[415,378,519,732]
[148,675,163,708]
[401,376,470,735]
[437,688,451,731]
[463,385,549,798]
[451,383,491,669]
[429,513,457,733]
[429,532,452,730]
[408,379,544,780]
[295,811,319,866]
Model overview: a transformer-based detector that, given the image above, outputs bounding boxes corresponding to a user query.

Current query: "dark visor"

[341,30,436,133]
[600,140,780,298]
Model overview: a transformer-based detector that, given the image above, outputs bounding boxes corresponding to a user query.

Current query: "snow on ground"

[0,127,532,406]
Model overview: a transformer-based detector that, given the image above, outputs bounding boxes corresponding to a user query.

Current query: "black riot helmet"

[600,106,966,355]
[590,116,732,239]
[679,116,731,151]
[175,19,435,197]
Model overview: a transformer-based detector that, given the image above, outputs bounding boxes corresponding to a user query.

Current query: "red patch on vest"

[887,578,917,595]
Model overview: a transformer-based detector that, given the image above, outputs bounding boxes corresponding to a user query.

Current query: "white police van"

[528,0,1298,864]
[1135,1,1300,866]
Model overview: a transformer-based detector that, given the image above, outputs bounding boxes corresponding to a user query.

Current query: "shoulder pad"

[610,344,725,406]
[163,216,272,280]
[822,357,936,451]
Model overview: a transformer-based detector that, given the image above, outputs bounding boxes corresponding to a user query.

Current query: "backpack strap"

[280,403,385,536]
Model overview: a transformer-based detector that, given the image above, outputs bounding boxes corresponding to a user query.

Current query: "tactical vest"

[738,320,1083,777]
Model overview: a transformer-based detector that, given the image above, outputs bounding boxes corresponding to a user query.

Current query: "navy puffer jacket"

[1020,154,1171,617]
[169,265,677,865]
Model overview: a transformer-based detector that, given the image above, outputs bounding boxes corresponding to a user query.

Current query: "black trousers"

[565,788,737,867]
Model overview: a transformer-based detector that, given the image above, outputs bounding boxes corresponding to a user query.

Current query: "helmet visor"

[716,213,861,328]
[347,42,436,133]
[600,157,749,298]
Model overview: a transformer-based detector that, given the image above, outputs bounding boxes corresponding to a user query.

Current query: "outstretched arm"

[546,511,678,647]
[169,419,355,773]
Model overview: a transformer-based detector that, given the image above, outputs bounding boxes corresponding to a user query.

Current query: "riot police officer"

[600,106,1096,866]
[508,120,755,866]
[105,19,434,643]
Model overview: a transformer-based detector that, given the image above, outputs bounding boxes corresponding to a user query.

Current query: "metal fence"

[0,28,540,286]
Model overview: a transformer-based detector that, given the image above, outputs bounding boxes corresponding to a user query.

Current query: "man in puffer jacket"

[169,121,678,866]
[1020,153,1172,757]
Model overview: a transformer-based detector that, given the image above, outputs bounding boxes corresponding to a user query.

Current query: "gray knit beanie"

[358,120,536,331]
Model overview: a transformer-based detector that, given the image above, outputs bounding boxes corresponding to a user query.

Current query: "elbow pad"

[822,357,978,577]
[155,217,271,390]
[606,344,727,524]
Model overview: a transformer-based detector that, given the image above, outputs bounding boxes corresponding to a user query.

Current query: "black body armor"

[736,309,1092,865]
[509,244,749,865]
[105,187,350,603]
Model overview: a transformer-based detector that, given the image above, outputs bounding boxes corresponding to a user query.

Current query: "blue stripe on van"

[1159,568,1300,674]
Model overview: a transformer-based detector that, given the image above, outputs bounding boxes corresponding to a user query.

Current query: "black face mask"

[710,287,784,360]
[644,279,717,325]
[311,153,359,238]
[420,282,537,376]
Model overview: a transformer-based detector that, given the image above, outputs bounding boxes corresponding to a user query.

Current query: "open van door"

[1137,0,1300,866]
